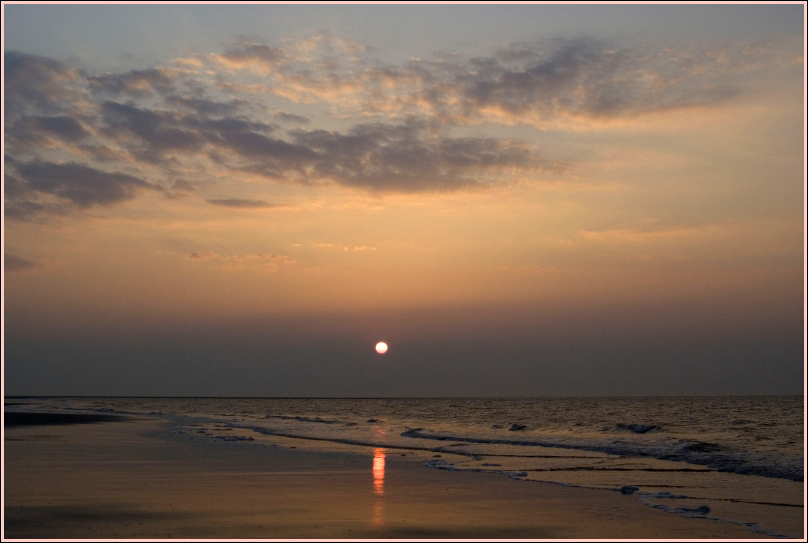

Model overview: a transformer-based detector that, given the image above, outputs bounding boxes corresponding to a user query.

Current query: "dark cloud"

[87,68,175,97]
[3,51,79,114]
[5,254,40,272]
[188,252,217,259]
[193,117,278,135]
[0,46,569,203]
[286,122,560,192]
[273,38,746,123]
[203,36,751,126]
[217,129,317,164]
[7,115,90,146]
[100,101,282,163]
[207,198,278,208]
[219,41,288,70]
[273,112,310,124]
[74,143,129,163]
[4,200,53,220]
[94,98,560,192]
[164,95,249,116]
[11,161,155,209]
[101,101,205,159]
[152,117,559,192]
[419,38,743,120]
[31,115,89,139]
[4,173,29,199]
[460,38,614,115]
[4,255,41,273]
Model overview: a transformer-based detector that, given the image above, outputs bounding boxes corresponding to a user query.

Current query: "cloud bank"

[4,35,792,219]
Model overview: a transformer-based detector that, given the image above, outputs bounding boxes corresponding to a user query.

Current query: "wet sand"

[2,412,787,539]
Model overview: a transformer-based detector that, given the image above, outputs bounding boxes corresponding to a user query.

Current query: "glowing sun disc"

[375,342,388,354]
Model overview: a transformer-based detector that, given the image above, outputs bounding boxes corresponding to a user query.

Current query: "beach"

[3,410,797,540]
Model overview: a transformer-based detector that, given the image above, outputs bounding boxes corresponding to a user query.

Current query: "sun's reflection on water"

[373,448,386,495]
[371,447,386,526]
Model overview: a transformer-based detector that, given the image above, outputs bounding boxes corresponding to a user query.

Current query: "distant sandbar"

[4,411,129,427]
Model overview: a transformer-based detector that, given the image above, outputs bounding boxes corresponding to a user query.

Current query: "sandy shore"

[2,412,791,539]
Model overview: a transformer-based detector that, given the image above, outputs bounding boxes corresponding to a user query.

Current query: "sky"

[2,3,805,397]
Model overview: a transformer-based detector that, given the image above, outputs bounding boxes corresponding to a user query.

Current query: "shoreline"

[4,410,798,539]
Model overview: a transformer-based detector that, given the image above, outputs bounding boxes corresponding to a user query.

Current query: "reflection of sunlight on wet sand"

[372,500,384,528]
[373,448,386,495]
[371,447,386,527]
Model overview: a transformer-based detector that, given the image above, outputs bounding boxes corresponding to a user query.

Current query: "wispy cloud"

[210,39,289,74]
[206,198,279,208]
[314,243,377,252]
[186,251,295,271]
[579,222,733,243]
[4,255,42,272]
[87,67,178,97]
[188,252,218,259]
[226,253,295,270]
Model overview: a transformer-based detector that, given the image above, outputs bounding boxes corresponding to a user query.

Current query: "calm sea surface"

[5,396,804,538]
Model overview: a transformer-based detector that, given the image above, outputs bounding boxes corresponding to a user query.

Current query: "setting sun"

[375,342,388,354]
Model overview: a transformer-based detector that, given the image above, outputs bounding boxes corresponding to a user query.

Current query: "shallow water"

[5,395,804,538]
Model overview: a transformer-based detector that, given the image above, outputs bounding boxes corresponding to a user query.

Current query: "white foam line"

[635,492,793,538]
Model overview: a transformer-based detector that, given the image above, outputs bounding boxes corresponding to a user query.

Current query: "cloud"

[206,198,278,208]
[211,40,288,73]
[20,93,563,194]
[164,95,249,116]
[4,199,53,220]
[206,119,561,192]
[394,38,748,126]
[186,252,295,271]
[7,115,90,147]
[208,35,366,76]
[271,111,310,124]
[215,128,316,164]
[579,223,732,243]
[6,161,156,218]
[314,243,377,252]
[285,122,563,192]
[87,67,176,97]
[188,252,218,259]
[100,101,206,160]
[459,38,630,116]
[4,173,30,199]
[241,37,762,126]
[81,80,563,192]
[99,100,282,163]
[4,255,41,272]
[3,51,80,115]
[3,34,791,218]
[226,253,295,271]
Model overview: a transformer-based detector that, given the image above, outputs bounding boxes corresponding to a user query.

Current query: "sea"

[4,395,804,538]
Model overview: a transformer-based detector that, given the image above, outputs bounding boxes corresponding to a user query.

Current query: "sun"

[375,342,388,354]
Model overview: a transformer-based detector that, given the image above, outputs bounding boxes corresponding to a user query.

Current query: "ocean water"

[5,396,804,537]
